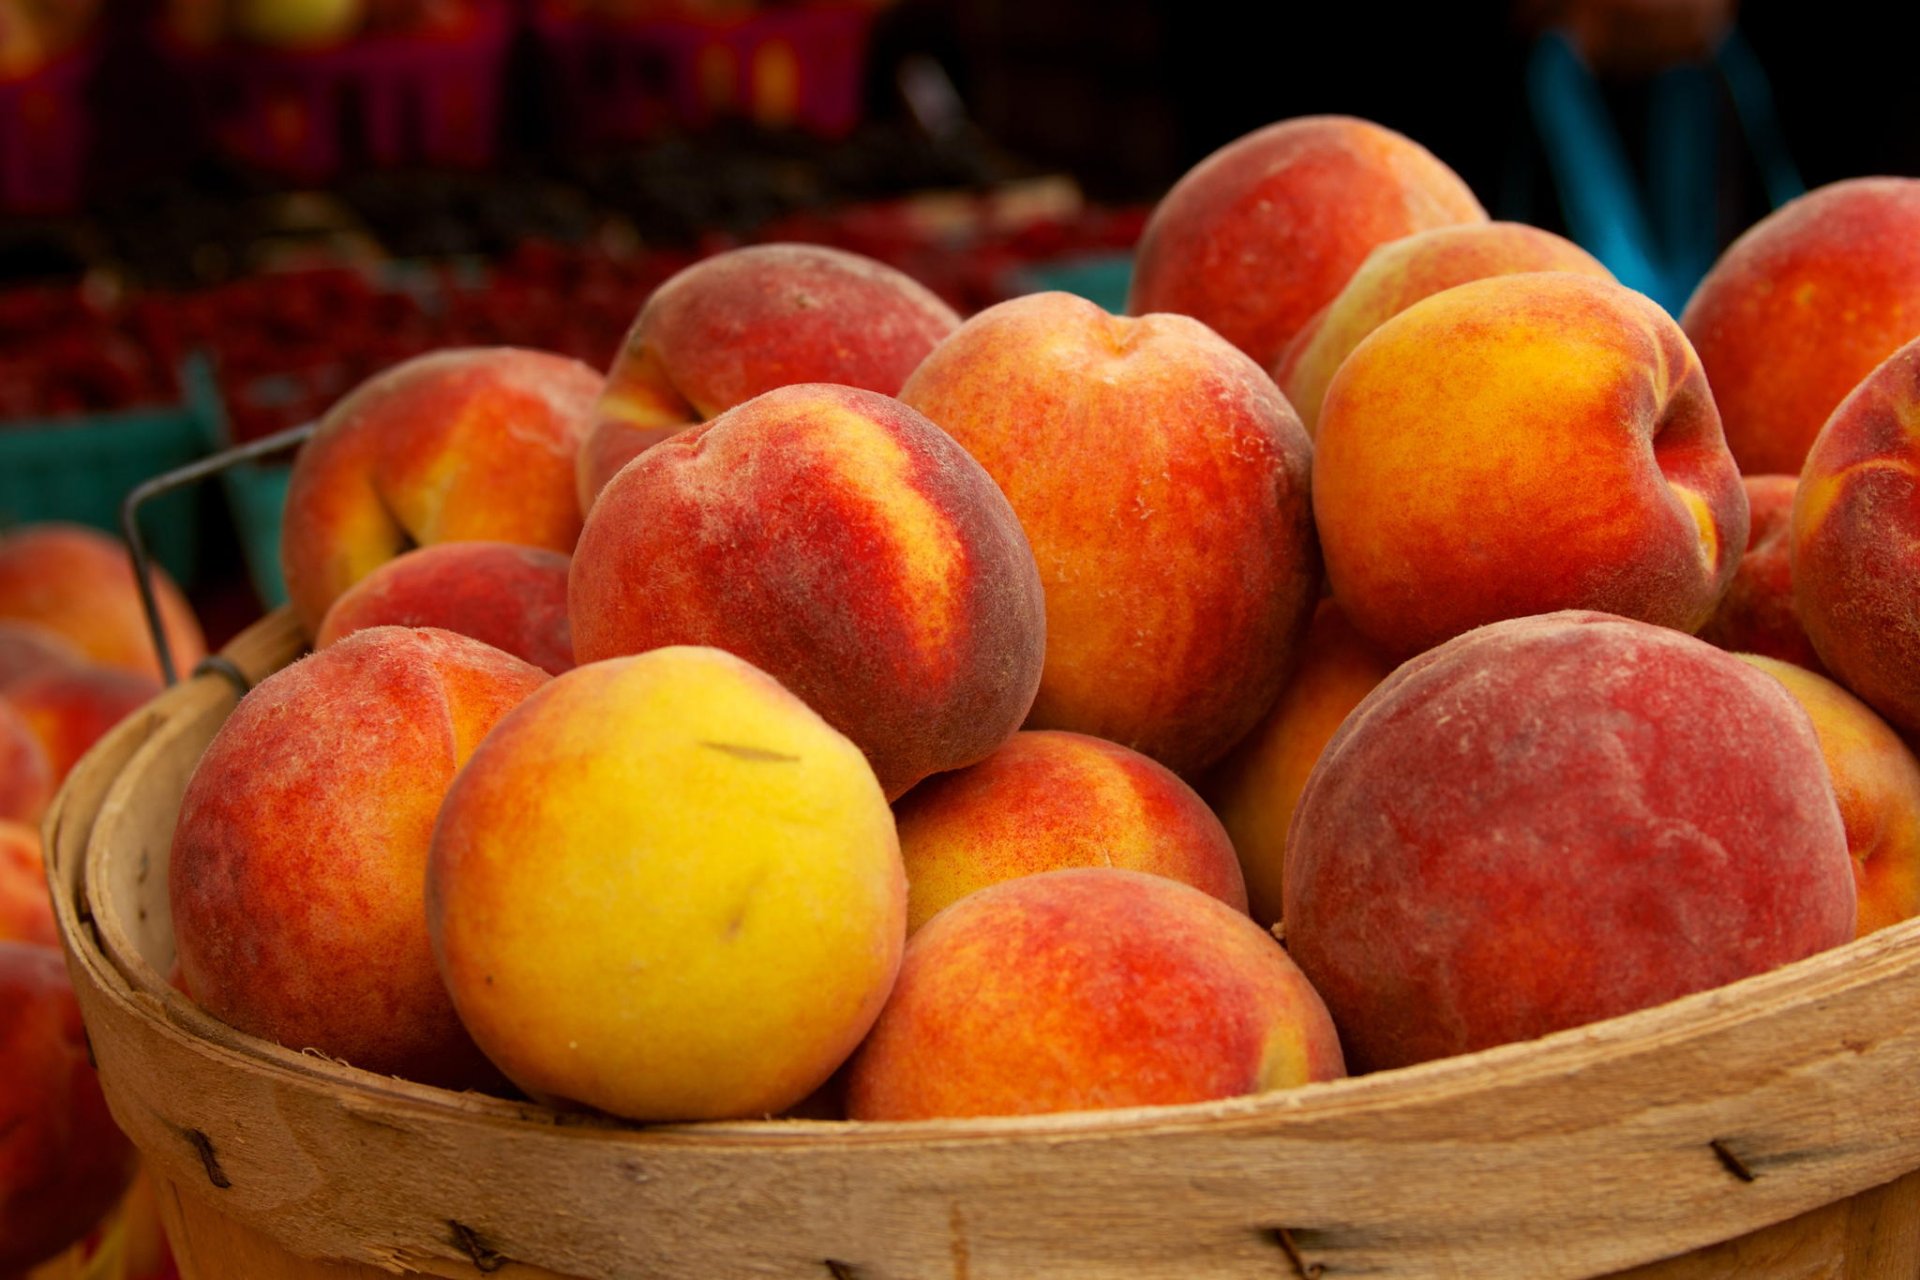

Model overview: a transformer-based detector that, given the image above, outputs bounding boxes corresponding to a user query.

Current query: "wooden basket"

[43,610,1920,1280]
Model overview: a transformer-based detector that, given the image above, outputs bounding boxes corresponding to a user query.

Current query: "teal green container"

[1011,253,1135,315]
[0,357,221,587]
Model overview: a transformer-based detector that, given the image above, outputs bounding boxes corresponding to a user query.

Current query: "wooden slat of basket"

[44,611,1920,1280]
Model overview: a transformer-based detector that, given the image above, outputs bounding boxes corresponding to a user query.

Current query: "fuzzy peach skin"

[280,347,602,636]
[428,644,905,1123]
[894,729,1247,936]
[0,524,204,682]
[0,821,54,947]
[0,941,138,1277]
[570,383,1045,801]
[4,665,161,787]
[1199,598,1395,930]
[1314,272,1747,662]
[315,541,573,676]
[579,242,962,511]
[1127,114,1486,371]
[845,867,1345,1120]
[1682,177,1920,476]
[0,621,82,688]
[1695,475,1826,673]
[1738,655,1920,937]
[899,291,1319,776]
[1275,221,1611,436]
[170,627,548,1089]
[0,699,51,827]
[1284,611,1855,1074]
[1792,335,1920,737]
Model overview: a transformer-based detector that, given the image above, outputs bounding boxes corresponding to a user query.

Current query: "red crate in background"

[0,42,94,214]
[157,0,511,184]
[532,2,873,146]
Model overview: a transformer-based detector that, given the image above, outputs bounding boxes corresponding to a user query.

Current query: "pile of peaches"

[46,114,1920,1151]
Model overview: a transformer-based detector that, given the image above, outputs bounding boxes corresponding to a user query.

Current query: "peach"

[0,698,51,827]
[315,541,573,676]
[170,626,549,1088]
[4,665,161,787]
[899,291,1319,776]
[1314,271,1747,661]
[279,347,603,636]
[1737,655,1920,937]
[1792,334,1920,736]
[0,820,54,948]
[1683,177,1920,475]
[1199,599,1395,929]
[570,383,1045,801]
[0,523,204,683]
[1127,114,1487,370]
[1275,221,1611,436]
[894,729,1247,936]
[0,621,82,688]
[845,867,1345,1120]
[428,644,905,1122]
[1284,611,1855,1074]
[1695,475,1826,673]
[0,941,138,1277]
[580,242,963,510]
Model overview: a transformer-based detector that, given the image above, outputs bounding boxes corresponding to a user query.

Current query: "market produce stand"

[39,610,1920,1279]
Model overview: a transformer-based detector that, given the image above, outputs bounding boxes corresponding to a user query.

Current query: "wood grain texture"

[41,611,1920,1280]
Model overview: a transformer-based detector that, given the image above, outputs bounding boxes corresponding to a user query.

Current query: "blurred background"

[0,0,1904,645]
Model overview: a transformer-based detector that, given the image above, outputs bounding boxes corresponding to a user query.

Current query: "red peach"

[1683,177,1920,475]
[845,868,1345,1120]
[0,941,138,1276]
[1792,334,1920,736]
[580,243,962,510]
[570,383,1045,801]
[279,348,603,636]
[899,291,1320,776]
[1695,475,1826,673]
[0,524,205,683]
[1128,114,1487,370]
[315,541,573,676]
[4,665,161,787]
[0,821,54,948]
[170,626,549,1088]
[1284,611,1855,1073]
[1314,272,1747,661]
[0,698,52,827]
[0,621,83,688]
[894,729,1247,935]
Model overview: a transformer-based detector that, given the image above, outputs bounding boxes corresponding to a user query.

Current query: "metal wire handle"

[120,422,317,687]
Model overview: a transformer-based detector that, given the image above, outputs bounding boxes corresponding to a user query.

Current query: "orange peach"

[1199,599,1395,929]
[1695,475,1826,673]
[1683,177,1920,475]
[315,541,573,675]
[845,867,1345,1120]
[899,291,1319,776]
[1127,114,1487,370]
[0,820,54,948]
[0,621,82,688]
[0,524,204,683]
[0,941,138,1277]
[570,383,1045,801]
[1285,611,1854,1073]
[894,729,1247,935]
[0,698,51,827]
[4,665,161,787]
[170,626,549,1088]
[580,242,962,510]
[279,347,603,636]
[1275,221,1611,436]
[1313,271,1746,661]
[1738,655,1920,937]
[1792,334,1920,736]
[428,644,905,1122]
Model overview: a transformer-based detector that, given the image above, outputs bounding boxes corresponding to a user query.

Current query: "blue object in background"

[1524,25,1803,315]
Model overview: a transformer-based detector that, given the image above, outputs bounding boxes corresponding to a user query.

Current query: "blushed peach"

[0,524,204,682]
[0,698,51,826]
[1695,475,1825,673]
[0,820,54,948]
[4,665,161,786]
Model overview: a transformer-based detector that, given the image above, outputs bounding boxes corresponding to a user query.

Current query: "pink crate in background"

[159,0,511,183]
[532,2,873,146]
[0,42,94,214]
